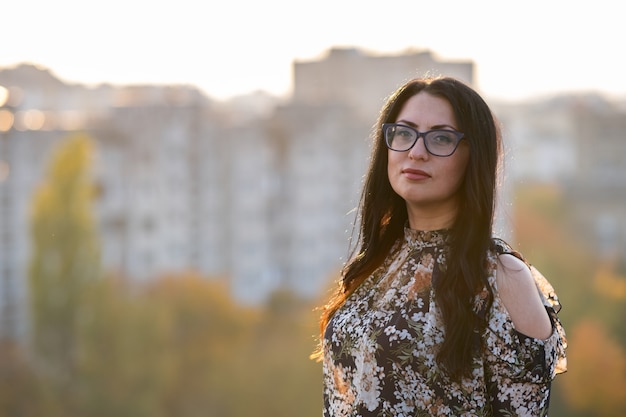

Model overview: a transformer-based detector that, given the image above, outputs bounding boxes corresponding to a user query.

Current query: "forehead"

[396,92,457,128]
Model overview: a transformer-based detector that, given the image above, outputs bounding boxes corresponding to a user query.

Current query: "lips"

[402,168,431,180]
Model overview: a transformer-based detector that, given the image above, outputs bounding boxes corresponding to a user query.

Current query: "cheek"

[387,150,405,170]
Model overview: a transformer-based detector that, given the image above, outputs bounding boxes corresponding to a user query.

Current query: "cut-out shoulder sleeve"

[480,240,568,415]
[529,265,568,374]
[496,254,553,340]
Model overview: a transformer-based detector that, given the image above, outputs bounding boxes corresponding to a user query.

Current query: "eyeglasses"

[382,123,465,157]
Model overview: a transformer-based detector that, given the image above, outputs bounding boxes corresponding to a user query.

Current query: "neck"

[405,202,458,231]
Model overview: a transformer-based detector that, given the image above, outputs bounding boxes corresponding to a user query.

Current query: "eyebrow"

[396,119,458,131]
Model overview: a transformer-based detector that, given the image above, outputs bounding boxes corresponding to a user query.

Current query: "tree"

[27,132,101,414]
[75,275,170,417]
[233,288,322,417]
[0,340,46,417]
[512,183,626,416]
[146,272,255,417]
[561,320,626,417]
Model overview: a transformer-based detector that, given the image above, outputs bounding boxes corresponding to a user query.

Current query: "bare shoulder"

[495,254,553,340]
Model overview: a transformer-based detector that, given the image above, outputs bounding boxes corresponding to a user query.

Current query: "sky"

[2,0,625,102]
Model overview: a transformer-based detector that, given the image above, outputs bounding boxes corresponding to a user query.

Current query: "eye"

[430,131,456,145]
[395,127,414,137]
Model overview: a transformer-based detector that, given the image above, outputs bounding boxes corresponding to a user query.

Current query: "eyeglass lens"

[385,124,461,156]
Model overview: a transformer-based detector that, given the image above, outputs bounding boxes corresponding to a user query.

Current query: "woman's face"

[387,91,470,225]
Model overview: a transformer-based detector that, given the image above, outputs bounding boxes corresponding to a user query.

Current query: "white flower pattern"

[323,228,567,417]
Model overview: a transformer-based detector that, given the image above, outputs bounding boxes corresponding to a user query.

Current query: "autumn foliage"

[15,267,323,417]
[513,183,626,417]
[561,320,626,416]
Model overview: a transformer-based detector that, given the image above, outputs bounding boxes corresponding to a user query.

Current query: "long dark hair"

[313,76,502,380]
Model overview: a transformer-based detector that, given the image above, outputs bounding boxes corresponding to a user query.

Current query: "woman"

[314,77,567,416]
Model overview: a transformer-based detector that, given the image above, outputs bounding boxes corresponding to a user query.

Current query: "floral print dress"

[323,228,567,417]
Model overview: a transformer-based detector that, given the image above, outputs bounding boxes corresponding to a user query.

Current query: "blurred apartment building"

[493,94,626,258]
[0,49,472,340]
[565,97,626,257]
[3,48,624,341]
[293,47,474,121]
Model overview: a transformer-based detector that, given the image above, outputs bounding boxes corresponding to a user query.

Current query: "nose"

[408,135,429,159]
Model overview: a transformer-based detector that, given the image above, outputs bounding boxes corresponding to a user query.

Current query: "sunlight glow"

[0,110,14,132]
[14,110,46,131]
[0,86,8,107]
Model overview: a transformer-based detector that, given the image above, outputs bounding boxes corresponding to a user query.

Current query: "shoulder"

[494,251,553,340]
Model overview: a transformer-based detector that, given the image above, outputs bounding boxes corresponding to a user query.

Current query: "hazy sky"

[2,0,624,102]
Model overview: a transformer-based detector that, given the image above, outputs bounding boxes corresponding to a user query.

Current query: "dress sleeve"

[481,261,568,416]
[529,264,568,376]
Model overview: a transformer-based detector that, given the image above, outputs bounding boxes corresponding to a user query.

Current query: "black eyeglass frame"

[382,123,466,157]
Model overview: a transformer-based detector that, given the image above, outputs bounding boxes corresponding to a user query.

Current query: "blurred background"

[1,0,625,416]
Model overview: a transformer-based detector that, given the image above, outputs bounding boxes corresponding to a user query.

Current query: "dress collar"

[403,226,450,249]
